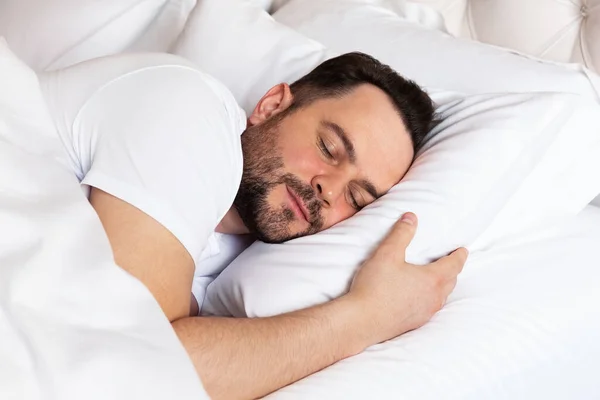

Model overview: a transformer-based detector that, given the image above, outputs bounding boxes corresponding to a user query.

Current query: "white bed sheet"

[267,205,600,399]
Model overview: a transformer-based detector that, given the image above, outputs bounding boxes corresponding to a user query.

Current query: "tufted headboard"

[404,0,599,73]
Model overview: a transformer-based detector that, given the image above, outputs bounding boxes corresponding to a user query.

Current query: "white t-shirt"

[39,53,251,307]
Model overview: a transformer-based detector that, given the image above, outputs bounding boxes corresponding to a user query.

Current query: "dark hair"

[289,52,437,153]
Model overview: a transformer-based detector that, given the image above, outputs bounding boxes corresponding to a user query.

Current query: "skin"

[89,82,468,399]
[218,83,414,241]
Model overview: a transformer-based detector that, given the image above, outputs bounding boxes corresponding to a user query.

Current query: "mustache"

[280,173,323,226]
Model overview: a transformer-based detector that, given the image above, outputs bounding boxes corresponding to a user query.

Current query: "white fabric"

[171,0,332,115]
[0,38,208,400]
[250,0,275,11]
[191,233,255,311]
[274,0,600,102]
[269,0,290,12]
[126,0,197,53]
[407,0,600,74]
[265,204,600,399]
[0,0,196,71]
[39,52,246,265]
[272,0,600,73]
[203,90,600,317]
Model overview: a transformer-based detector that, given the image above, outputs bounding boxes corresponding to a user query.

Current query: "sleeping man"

[40,51,468,399]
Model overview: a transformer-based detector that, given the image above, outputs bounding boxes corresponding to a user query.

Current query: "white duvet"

[0,39,207,400]
[269,205,600,399]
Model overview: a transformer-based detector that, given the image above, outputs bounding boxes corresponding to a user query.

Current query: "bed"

[1,1,600,399]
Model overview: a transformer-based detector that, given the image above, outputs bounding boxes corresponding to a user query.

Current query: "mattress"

[268,205,600,399]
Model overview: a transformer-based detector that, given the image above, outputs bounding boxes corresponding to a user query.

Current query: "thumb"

[380,212,418,253]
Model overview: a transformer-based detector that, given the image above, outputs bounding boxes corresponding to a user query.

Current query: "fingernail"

[401,212,416,225]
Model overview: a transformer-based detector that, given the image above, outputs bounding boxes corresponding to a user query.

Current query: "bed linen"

[265,204,600,399]
[0,0,196,71]
[0,39,207,400]
[270,0,600,75]
[2,1,600,399]
[407,0,600,74]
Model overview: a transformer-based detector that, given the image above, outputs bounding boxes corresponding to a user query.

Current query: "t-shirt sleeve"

[77,66,245,264]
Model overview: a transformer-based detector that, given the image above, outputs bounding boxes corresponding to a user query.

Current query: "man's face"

[234,84,414,243]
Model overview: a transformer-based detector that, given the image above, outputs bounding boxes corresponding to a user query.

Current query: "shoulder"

[85,53,246,134]
[77,54,246,263]
[43,52,247,139]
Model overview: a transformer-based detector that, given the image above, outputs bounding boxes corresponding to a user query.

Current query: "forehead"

[306,84,414,191]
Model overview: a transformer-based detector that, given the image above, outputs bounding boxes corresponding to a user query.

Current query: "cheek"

[279,142,324,179]
[323,203,357,229]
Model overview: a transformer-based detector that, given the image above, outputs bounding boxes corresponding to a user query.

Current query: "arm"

[174,295,366,400]
[90,188,195,322]
[91,189,467,400]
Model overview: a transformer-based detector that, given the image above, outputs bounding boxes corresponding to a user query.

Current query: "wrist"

[329,294,376,356]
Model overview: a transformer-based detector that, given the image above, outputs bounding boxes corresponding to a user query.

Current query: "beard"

[233,112,324,243]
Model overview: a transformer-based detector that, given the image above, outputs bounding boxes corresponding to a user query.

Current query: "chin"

[254,223,306,244]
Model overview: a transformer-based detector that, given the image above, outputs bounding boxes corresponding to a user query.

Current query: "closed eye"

[350,193,360,210]
[348,187,365,211]
[318,137,334,159]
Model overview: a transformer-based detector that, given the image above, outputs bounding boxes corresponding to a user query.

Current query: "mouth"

[286,185,310,223]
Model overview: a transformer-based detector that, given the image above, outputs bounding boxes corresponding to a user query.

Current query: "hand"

[346,212,468,346]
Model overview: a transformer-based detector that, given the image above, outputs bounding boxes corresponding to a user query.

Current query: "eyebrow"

[320,120,381,199]
[359,179,380,200]
[321,120,356,164]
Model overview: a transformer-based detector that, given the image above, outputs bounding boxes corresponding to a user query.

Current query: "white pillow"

[0,0,195,71]
[274,0,600,102]
[170,0,600,317]
[171,0,332,114]
[203,91,600,317]
[127,0,198,53]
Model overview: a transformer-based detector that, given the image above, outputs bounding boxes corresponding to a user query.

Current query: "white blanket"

[0,39,207,400]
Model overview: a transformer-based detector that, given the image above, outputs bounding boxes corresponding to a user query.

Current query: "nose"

[312,174,345,208]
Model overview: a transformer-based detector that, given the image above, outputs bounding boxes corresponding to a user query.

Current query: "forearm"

[172,295,368,400]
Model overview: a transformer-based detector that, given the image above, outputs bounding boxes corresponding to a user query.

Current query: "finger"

[442,277,458,297]
[430,247,468,279]
[379,212,419,252]
[435,277,459,310]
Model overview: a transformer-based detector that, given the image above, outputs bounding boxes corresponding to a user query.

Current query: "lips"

[287,186,310,223]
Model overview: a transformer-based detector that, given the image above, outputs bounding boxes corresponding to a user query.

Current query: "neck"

[216,207,250,235]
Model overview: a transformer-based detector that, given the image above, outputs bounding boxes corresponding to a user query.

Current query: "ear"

[248,83,293,126]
